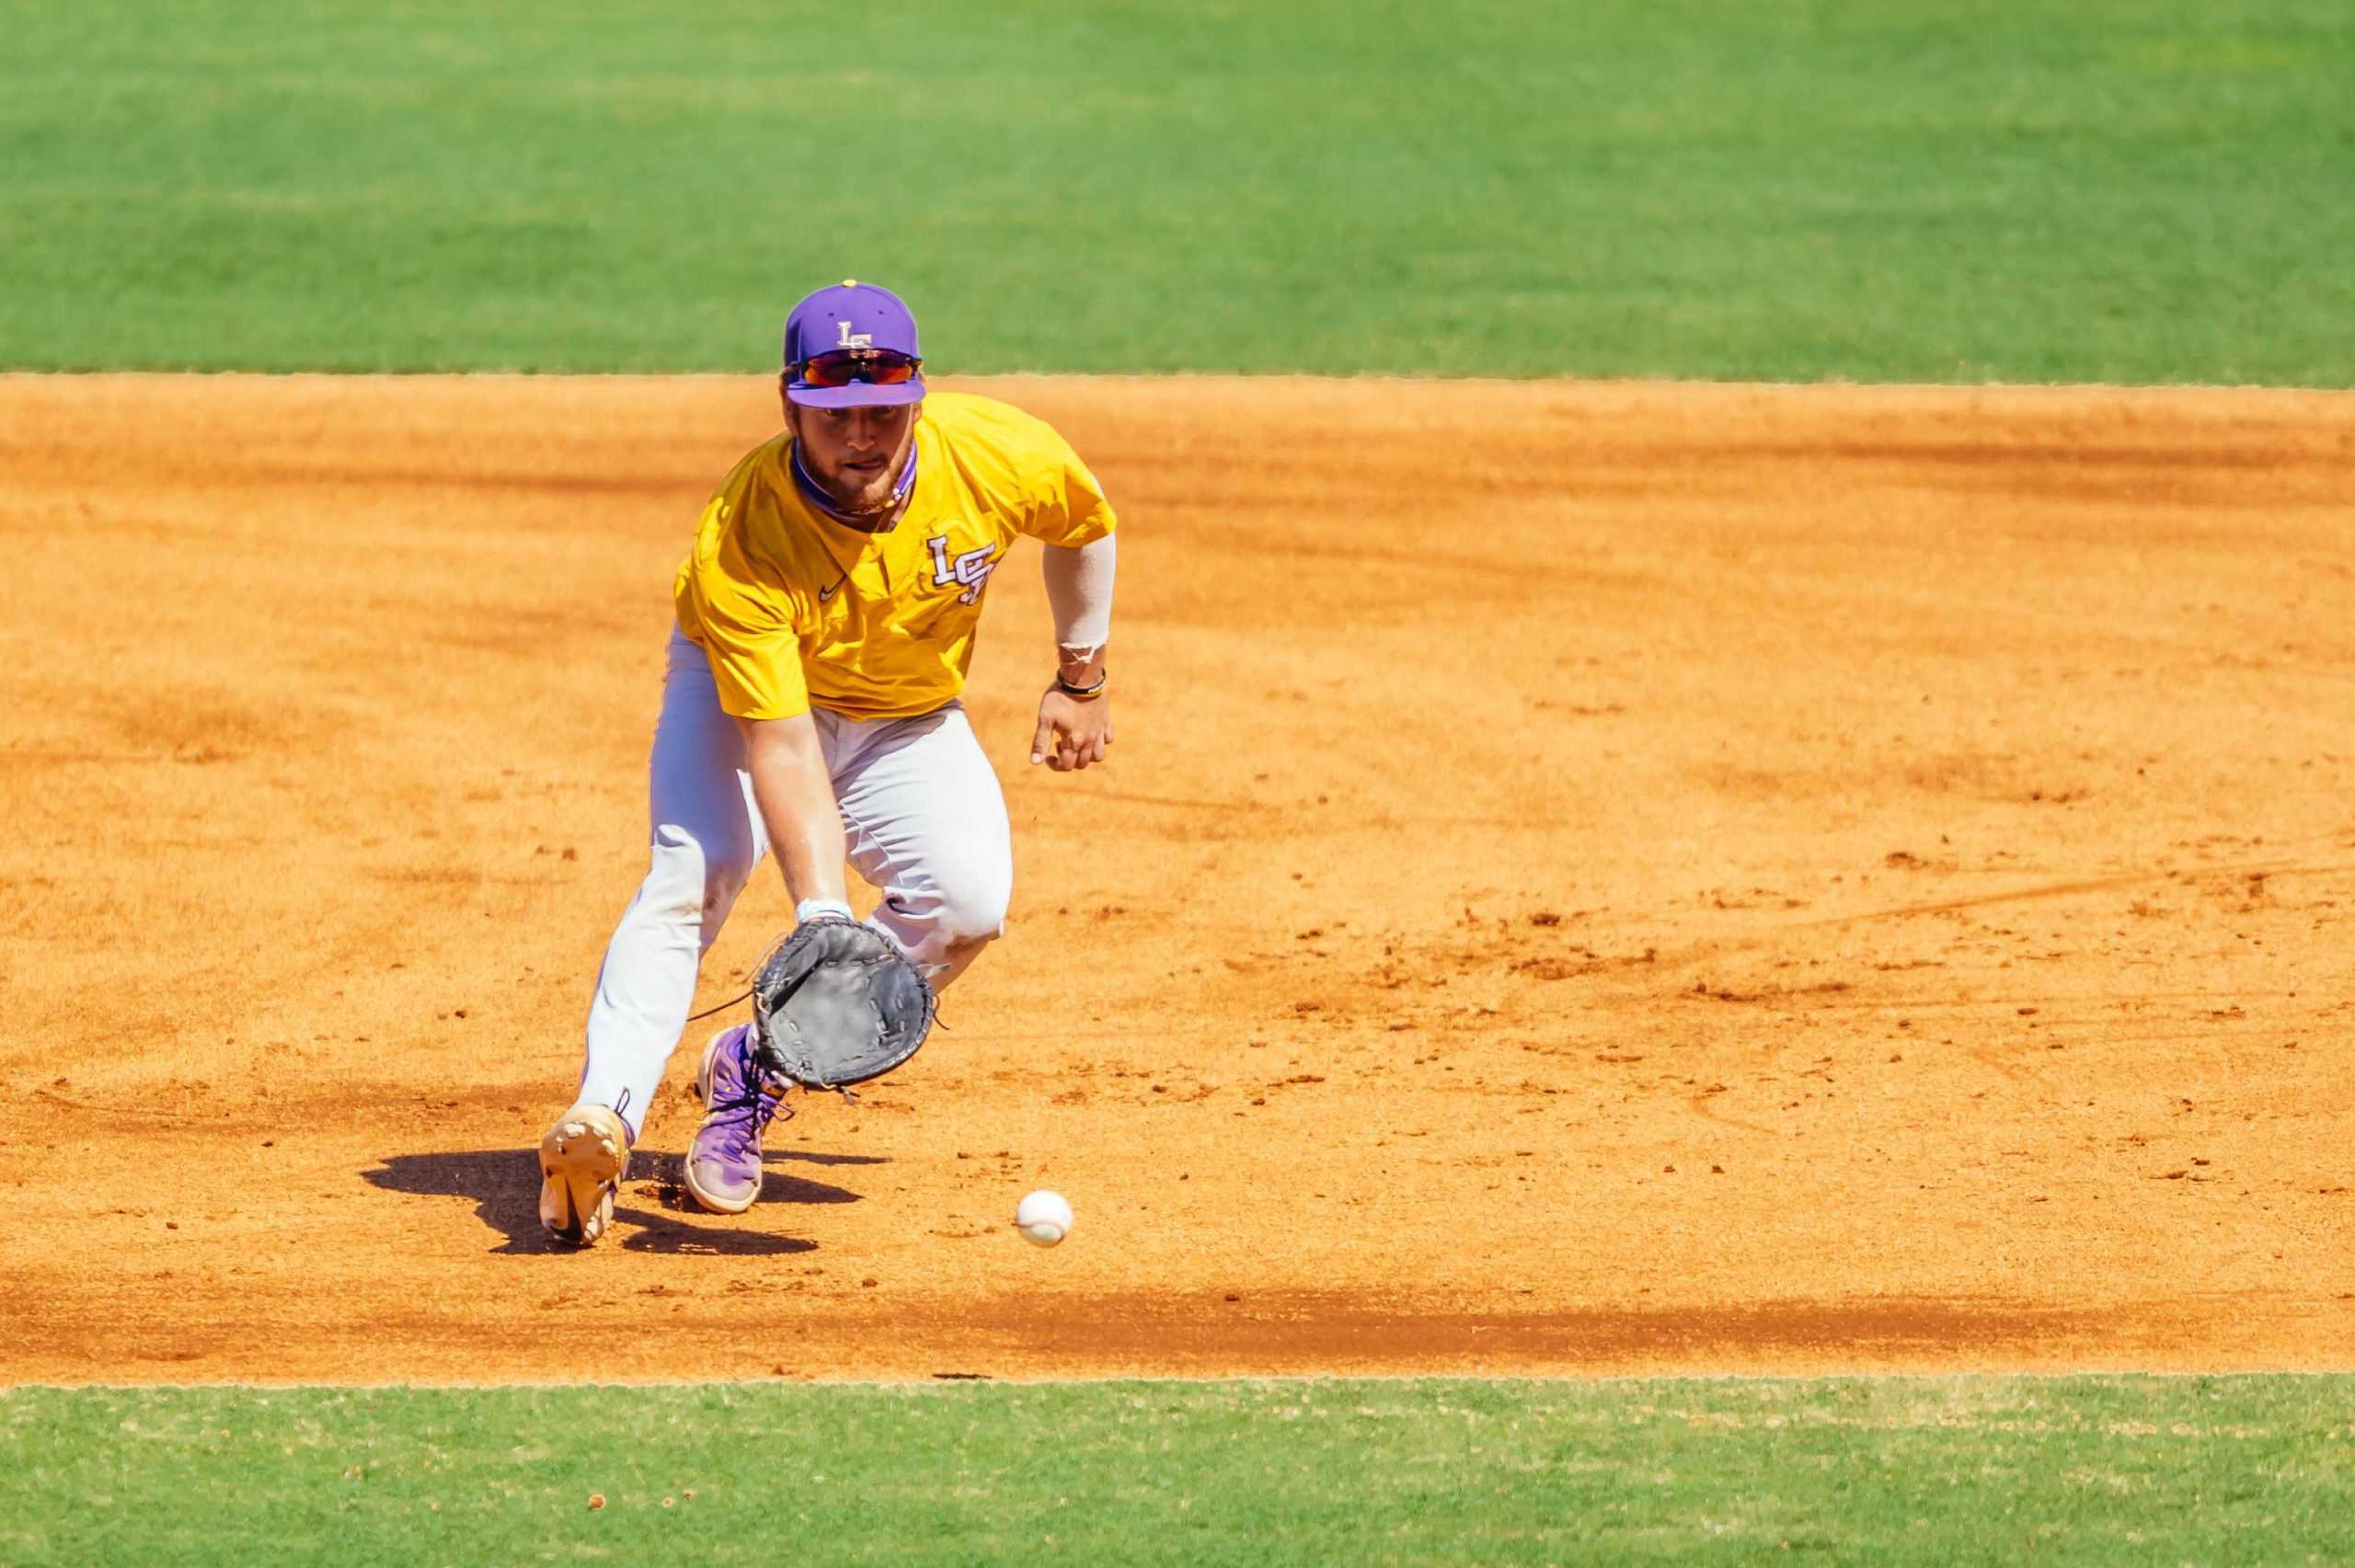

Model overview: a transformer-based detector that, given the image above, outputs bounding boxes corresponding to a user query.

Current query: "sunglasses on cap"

[794,349,922,388]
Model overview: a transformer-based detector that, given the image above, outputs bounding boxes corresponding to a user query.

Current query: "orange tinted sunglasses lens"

[799,350,919,388]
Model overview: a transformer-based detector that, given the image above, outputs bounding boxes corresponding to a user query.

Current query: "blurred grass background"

[8,1376,2355,1564]
[2,0,2349,380]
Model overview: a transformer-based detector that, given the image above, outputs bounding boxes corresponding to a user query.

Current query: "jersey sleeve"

[675,492,814,721]
[1014,418,1118,547]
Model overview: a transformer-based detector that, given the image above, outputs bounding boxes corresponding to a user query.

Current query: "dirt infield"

[4,373,2351,1384]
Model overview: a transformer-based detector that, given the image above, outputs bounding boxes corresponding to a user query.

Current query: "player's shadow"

[361,1146,886,1256]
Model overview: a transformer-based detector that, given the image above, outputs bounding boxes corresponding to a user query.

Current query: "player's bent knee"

[939,921,1003,956]
[914,860,1008,949]
[942,887,1011,948]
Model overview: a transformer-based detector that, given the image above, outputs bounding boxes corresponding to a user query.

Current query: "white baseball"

[1015,1188,1074,1247]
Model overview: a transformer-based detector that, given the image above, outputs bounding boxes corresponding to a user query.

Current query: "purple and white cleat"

[684,1024,787,1215]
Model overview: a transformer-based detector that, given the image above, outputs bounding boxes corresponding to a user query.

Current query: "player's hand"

[1031,688,1112,772]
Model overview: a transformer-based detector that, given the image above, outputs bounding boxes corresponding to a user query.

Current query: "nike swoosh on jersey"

[817,575,847,603]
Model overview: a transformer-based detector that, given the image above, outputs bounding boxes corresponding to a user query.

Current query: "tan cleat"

[538,1104,631,1247]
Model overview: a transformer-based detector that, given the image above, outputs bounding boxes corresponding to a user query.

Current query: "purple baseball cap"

[782,280,925,407]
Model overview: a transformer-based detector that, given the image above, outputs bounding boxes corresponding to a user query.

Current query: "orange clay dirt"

[4,373,2352,1386]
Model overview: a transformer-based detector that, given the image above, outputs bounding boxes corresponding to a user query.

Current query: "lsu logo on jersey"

[926,532,1000,605]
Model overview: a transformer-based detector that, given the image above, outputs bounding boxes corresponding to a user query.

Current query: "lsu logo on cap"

[836,320,874,349]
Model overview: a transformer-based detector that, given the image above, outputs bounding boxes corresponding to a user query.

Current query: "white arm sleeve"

[1041,532,1116,659]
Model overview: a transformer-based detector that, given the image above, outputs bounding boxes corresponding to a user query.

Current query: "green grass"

[4,1377,2352,1564]
[2,0,2349,381]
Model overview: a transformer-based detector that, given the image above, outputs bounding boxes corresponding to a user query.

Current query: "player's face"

[786,398,920,514]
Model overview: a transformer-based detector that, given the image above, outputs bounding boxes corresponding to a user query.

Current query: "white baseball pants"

[575,628,1013,1139]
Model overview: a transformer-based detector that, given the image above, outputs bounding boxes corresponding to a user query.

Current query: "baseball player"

[537,280,1118,1246]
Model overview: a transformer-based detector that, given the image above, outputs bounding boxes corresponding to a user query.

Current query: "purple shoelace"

[706,1036,787,1159]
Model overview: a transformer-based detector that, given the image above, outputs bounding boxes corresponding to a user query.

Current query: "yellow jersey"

[673,392,1116,722]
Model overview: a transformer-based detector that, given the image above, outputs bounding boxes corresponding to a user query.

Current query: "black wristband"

[1054,669,1109,699]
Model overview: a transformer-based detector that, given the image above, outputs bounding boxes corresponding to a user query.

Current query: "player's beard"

[817,441,913,517]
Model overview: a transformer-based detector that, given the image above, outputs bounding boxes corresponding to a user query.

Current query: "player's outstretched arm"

[1033,535,1116,772]
[740,715,851,906]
